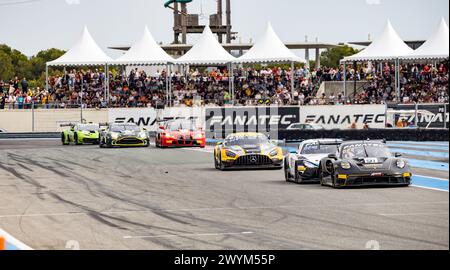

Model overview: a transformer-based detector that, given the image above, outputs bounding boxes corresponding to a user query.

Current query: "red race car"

[155,119,206,148]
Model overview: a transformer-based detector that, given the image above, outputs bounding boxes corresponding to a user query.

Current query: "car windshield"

[224,134,268,146]
[78,124,98,131]
[301,143,338,154]
[167,120,197,131]
[340,143,391,159]
[111,124,140,132]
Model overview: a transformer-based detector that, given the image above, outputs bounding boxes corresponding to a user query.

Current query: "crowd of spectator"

[0,61,448,110]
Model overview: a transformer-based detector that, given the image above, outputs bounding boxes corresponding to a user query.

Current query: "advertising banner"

[205,106,300,139]
[299,105,386,129]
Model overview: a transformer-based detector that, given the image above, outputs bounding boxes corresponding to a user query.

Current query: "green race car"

[99,123,150,148]
[61,123,100,145]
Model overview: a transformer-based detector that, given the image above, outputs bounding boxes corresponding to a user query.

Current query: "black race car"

[319,140,412,188]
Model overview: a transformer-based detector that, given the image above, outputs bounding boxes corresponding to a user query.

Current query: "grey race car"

[319,140,412,188]
[284,139,343,183]
[99,123,150,148]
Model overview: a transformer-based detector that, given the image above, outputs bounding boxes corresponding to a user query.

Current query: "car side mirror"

[216,141,223,146]
[143,128,147,131]
[328,154,337,159]
[159,125,165,130]
[394,153,402,157]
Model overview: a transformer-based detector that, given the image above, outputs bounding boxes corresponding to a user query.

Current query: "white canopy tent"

[111,26,174,65]
[175,25,236,65]
[46,26,112,111]
[402,18,449,61]
[235,22,306,64]
[110,26,175,105]
[235,22,306,101]
[341,20,413,99]
[342,20,413,62]
[47,26,112,67]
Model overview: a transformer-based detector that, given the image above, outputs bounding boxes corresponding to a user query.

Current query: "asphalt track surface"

[0,139,448,250]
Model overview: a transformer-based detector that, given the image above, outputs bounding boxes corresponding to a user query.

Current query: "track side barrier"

[278,128,449,142]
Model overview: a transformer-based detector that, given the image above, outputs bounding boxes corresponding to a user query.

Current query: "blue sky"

[0,0,448,58]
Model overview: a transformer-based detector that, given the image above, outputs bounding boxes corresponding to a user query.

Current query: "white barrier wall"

[0,109,108,132]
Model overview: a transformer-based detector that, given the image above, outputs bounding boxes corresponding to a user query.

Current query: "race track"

[0,139,448,250]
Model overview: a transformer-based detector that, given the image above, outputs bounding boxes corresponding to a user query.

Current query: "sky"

[0,0,448,59]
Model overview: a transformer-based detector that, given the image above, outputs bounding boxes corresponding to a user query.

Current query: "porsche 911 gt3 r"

[214,133,283,170]
[319,140,412,188]
[99,123,150,148]
[61,123,100,145]
[284,139,342,183]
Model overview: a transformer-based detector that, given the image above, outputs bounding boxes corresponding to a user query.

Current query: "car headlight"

[194,133,204,139]
[225,150,237,158]
[269,148,279,156]
[303,161,318,168]
[111,132,119,140]
[396,160,406,169]
[341,162,351,169]
[139,132,148,139]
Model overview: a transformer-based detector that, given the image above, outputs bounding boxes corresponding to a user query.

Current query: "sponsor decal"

[205,107,300,139]
[299,105,386,129]
[387,104,449,129]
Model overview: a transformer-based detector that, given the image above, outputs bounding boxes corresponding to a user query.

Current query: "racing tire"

[61,133,69,145]
[218,156,226,171]
[74,134,82,145]
[144,140,150,147]
[214,151,219,169]
[106,138,112,148]
[284,159,291,182]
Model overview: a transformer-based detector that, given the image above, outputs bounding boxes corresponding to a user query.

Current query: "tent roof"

[235,22,306,64]
[111,26,174,65]
[402,18,449,60]
[175,26,235,65]
[343,20,413,62]
[47,26,112,66]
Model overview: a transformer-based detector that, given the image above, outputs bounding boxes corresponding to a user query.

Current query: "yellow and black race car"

[214,133,283,170]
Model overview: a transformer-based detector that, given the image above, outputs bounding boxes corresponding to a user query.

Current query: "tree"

[320,45,359,68]
[0,50,14,80]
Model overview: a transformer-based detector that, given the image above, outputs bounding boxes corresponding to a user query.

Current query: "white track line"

[415,175,449,182]
[411,185,449,193]
[379,212,449,217]
[123,231,254,239]
[0,228,33,250]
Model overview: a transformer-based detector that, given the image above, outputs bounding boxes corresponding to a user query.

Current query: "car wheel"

[74,134,82,145]
[214,151,219,169]
[218,156,226,171]
[106,138,112,148]
[61,133,69,145]
[284,159,290,182]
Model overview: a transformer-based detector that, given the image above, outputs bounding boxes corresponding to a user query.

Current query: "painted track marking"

[123,231,254,239]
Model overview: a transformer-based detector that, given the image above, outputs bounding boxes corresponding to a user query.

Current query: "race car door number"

[364,158,378,164]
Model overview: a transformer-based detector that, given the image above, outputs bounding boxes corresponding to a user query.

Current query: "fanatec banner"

[205,107,300,139]
[387,103,449,129]
[299,105,387,129]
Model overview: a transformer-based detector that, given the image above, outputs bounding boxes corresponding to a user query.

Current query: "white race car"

[284,139,343,183]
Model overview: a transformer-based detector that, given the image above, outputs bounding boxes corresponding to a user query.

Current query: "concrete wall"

[0,109,108,133]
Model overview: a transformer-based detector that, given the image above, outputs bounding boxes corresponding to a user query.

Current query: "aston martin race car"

[284,139,343,183]
[214,132,283,170]
[99,123,150,148]
[319,140,412,188]
[155,119,206,148]
[61,123,100,145]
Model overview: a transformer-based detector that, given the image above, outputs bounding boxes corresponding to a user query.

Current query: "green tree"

[320,45,359,68]
[0,50,14,80]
